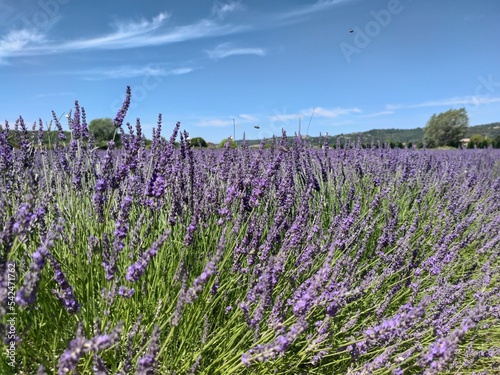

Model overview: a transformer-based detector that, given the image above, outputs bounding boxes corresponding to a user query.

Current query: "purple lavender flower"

[136,325,160,375]
[120,314,143,374]
[126,231,170,282]
[419,319,472,375]
[114,86,131,128]
[16,226,61,306]
[93,178,108,222]
[48,254,80,314]
[118,285,135,298]
[183,220,197,246]
[101,233,117,280]
[93,354,108,375]
[58,322,123,374]
[243,318,309,364]
[113,196,133,252]
[12,197,45,239]
[184,231,226,304]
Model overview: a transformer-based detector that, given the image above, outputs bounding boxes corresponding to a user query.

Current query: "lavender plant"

[1,88,499,374]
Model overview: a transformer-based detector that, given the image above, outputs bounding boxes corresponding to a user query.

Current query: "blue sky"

[1,0,500,143]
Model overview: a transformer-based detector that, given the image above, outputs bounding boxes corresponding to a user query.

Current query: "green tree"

[423,108,468,148]
[190,137,207,148]
[494,135,500,149]
[218,137,237,149]
[89,118,120,148]
[479,139,490,149]
[469,134,485,147]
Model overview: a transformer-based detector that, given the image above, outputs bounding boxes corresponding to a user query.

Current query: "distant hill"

[237,122,500,146]
[464,122,500,138]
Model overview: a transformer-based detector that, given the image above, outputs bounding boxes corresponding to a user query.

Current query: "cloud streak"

[363,110,395,117]
[195,118,233,128]
[194,113,260,128]
[407,96,500,108]
[212,1,245,19]
[0,13,248,61]
[205,43,266,59]
[74,65,195,80]
[270,106,361,122]
[0,29,46,63]
[386,95,500,112]
[278,0,357,21]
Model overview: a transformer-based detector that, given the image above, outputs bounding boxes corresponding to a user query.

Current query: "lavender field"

[1,93,499,374]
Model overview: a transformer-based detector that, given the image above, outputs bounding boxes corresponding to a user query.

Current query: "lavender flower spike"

[49,254,80,314]
[114,86,131,128]
[58,322,123,374]
[136,325,161,375]
[126,231,170,282]
[16,224,62,306]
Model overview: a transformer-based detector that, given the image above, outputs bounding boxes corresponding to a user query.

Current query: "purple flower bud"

[126,231,170,282]
[136,325,160,375]
[114,86,131,128]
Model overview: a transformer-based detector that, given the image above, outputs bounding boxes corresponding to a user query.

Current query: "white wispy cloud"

[386,104,402,111]
[366,110,394,117]
[239,114,259,122]
[170,67,195,75]
[269,113,298,122]
[278,0,356,20]
[75,65,195,80]
[270,106,361,122]
[408,96,500,108]
[0,29,46,62]
[212,0,245,19]
[59,12,170,50]
[194,113,259,128]
[313,106,361,118]
[363,110,395,117]
[386,96,500,111]
[205,43,266,59]
[195,118,234,127]
[193,107,362,130]
[0,13,248,61]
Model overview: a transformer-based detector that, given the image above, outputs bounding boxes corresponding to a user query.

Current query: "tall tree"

[423,108,468,148]
[190,137,207,148]
[89,118,120,148]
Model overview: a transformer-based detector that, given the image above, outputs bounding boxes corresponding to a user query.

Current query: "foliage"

[88,118,121,148]
[190,137,207,148]
[1,89,500,374]
[218,137,237,148]
[465,122,500,138]
[470,134,485,146]
[422,108,469,148]
[236,122,500,149]
[468,134,490,149]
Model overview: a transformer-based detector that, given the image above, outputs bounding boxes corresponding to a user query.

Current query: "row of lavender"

[1,90,499,374]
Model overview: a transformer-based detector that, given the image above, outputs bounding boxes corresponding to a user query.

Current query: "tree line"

[4,110,500,150]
